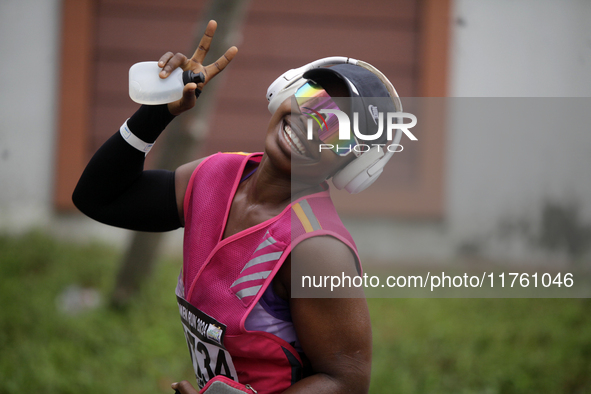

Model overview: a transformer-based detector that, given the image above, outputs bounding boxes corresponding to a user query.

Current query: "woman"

[73,20,398,394]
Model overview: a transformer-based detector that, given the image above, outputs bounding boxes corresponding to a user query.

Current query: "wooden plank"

[54,0,97,210]
[100,0,203,9]
[96,17,197,54]
[249,0,417,20]
[238,24,417,66]
[98,1,204,20]
[417,0,450,97]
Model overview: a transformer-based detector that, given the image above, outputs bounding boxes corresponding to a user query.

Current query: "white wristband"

[119,119,154,154]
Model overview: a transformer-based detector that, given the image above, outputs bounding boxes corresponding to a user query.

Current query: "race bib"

[177,296,238,389]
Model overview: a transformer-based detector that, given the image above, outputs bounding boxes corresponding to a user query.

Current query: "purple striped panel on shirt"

[231,231,285,306]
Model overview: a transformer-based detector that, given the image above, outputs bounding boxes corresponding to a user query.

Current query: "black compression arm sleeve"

[72,104,182,232]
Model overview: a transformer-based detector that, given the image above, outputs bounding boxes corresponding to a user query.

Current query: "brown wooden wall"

[55,0,449,217]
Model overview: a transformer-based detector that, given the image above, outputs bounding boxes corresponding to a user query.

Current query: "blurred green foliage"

[369,298,591,393]
[0,231,192,393]
[0,232,590,393]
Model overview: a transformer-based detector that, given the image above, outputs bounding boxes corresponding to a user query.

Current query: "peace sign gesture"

[158,20,238,115]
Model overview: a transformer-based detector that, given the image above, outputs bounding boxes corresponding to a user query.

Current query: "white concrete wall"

[0,0,62,231]
[444,0,591,262]
[451,0,591,97]
[349,0,591,264]
[444,98,591,262]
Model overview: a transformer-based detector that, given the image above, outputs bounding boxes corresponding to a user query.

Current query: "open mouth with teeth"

[283,122,307,156]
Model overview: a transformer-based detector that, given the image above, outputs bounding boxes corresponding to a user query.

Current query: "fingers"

[191,20,217,64]
[159,20,237,89]
[167,83,198,116]
[203,46,238,80]
[158,52,188,79]
[182,82,198,105]
[158,52,174,67]
[171,381,198,394]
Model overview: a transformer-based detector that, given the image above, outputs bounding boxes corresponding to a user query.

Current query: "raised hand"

[158,20,238,115]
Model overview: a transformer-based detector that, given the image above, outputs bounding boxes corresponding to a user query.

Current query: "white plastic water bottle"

[128,61,204,105]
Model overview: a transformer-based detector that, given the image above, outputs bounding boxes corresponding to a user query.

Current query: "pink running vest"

[177,152,360,393]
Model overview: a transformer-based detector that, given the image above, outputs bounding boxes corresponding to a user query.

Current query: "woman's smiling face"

[263,79,355,186]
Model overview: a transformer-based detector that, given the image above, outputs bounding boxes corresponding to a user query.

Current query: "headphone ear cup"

[345,167,383,194]
[332,147,385,193]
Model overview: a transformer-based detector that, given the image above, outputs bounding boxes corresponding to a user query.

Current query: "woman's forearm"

[72,104,181,232]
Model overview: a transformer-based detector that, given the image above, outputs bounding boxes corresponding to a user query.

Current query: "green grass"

[0,231,192,393]
[368,298,591,393]
[1,232,590,393]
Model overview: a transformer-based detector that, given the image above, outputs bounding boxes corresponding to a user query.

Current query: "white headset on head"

[266,57,403,193]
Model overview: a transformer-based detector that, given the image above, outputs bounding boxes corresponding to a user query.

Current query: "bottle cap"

[182,70,205,85]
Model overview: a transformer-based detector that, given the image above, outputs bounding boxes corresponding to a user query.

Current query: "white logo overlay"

[304,108,418,154]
